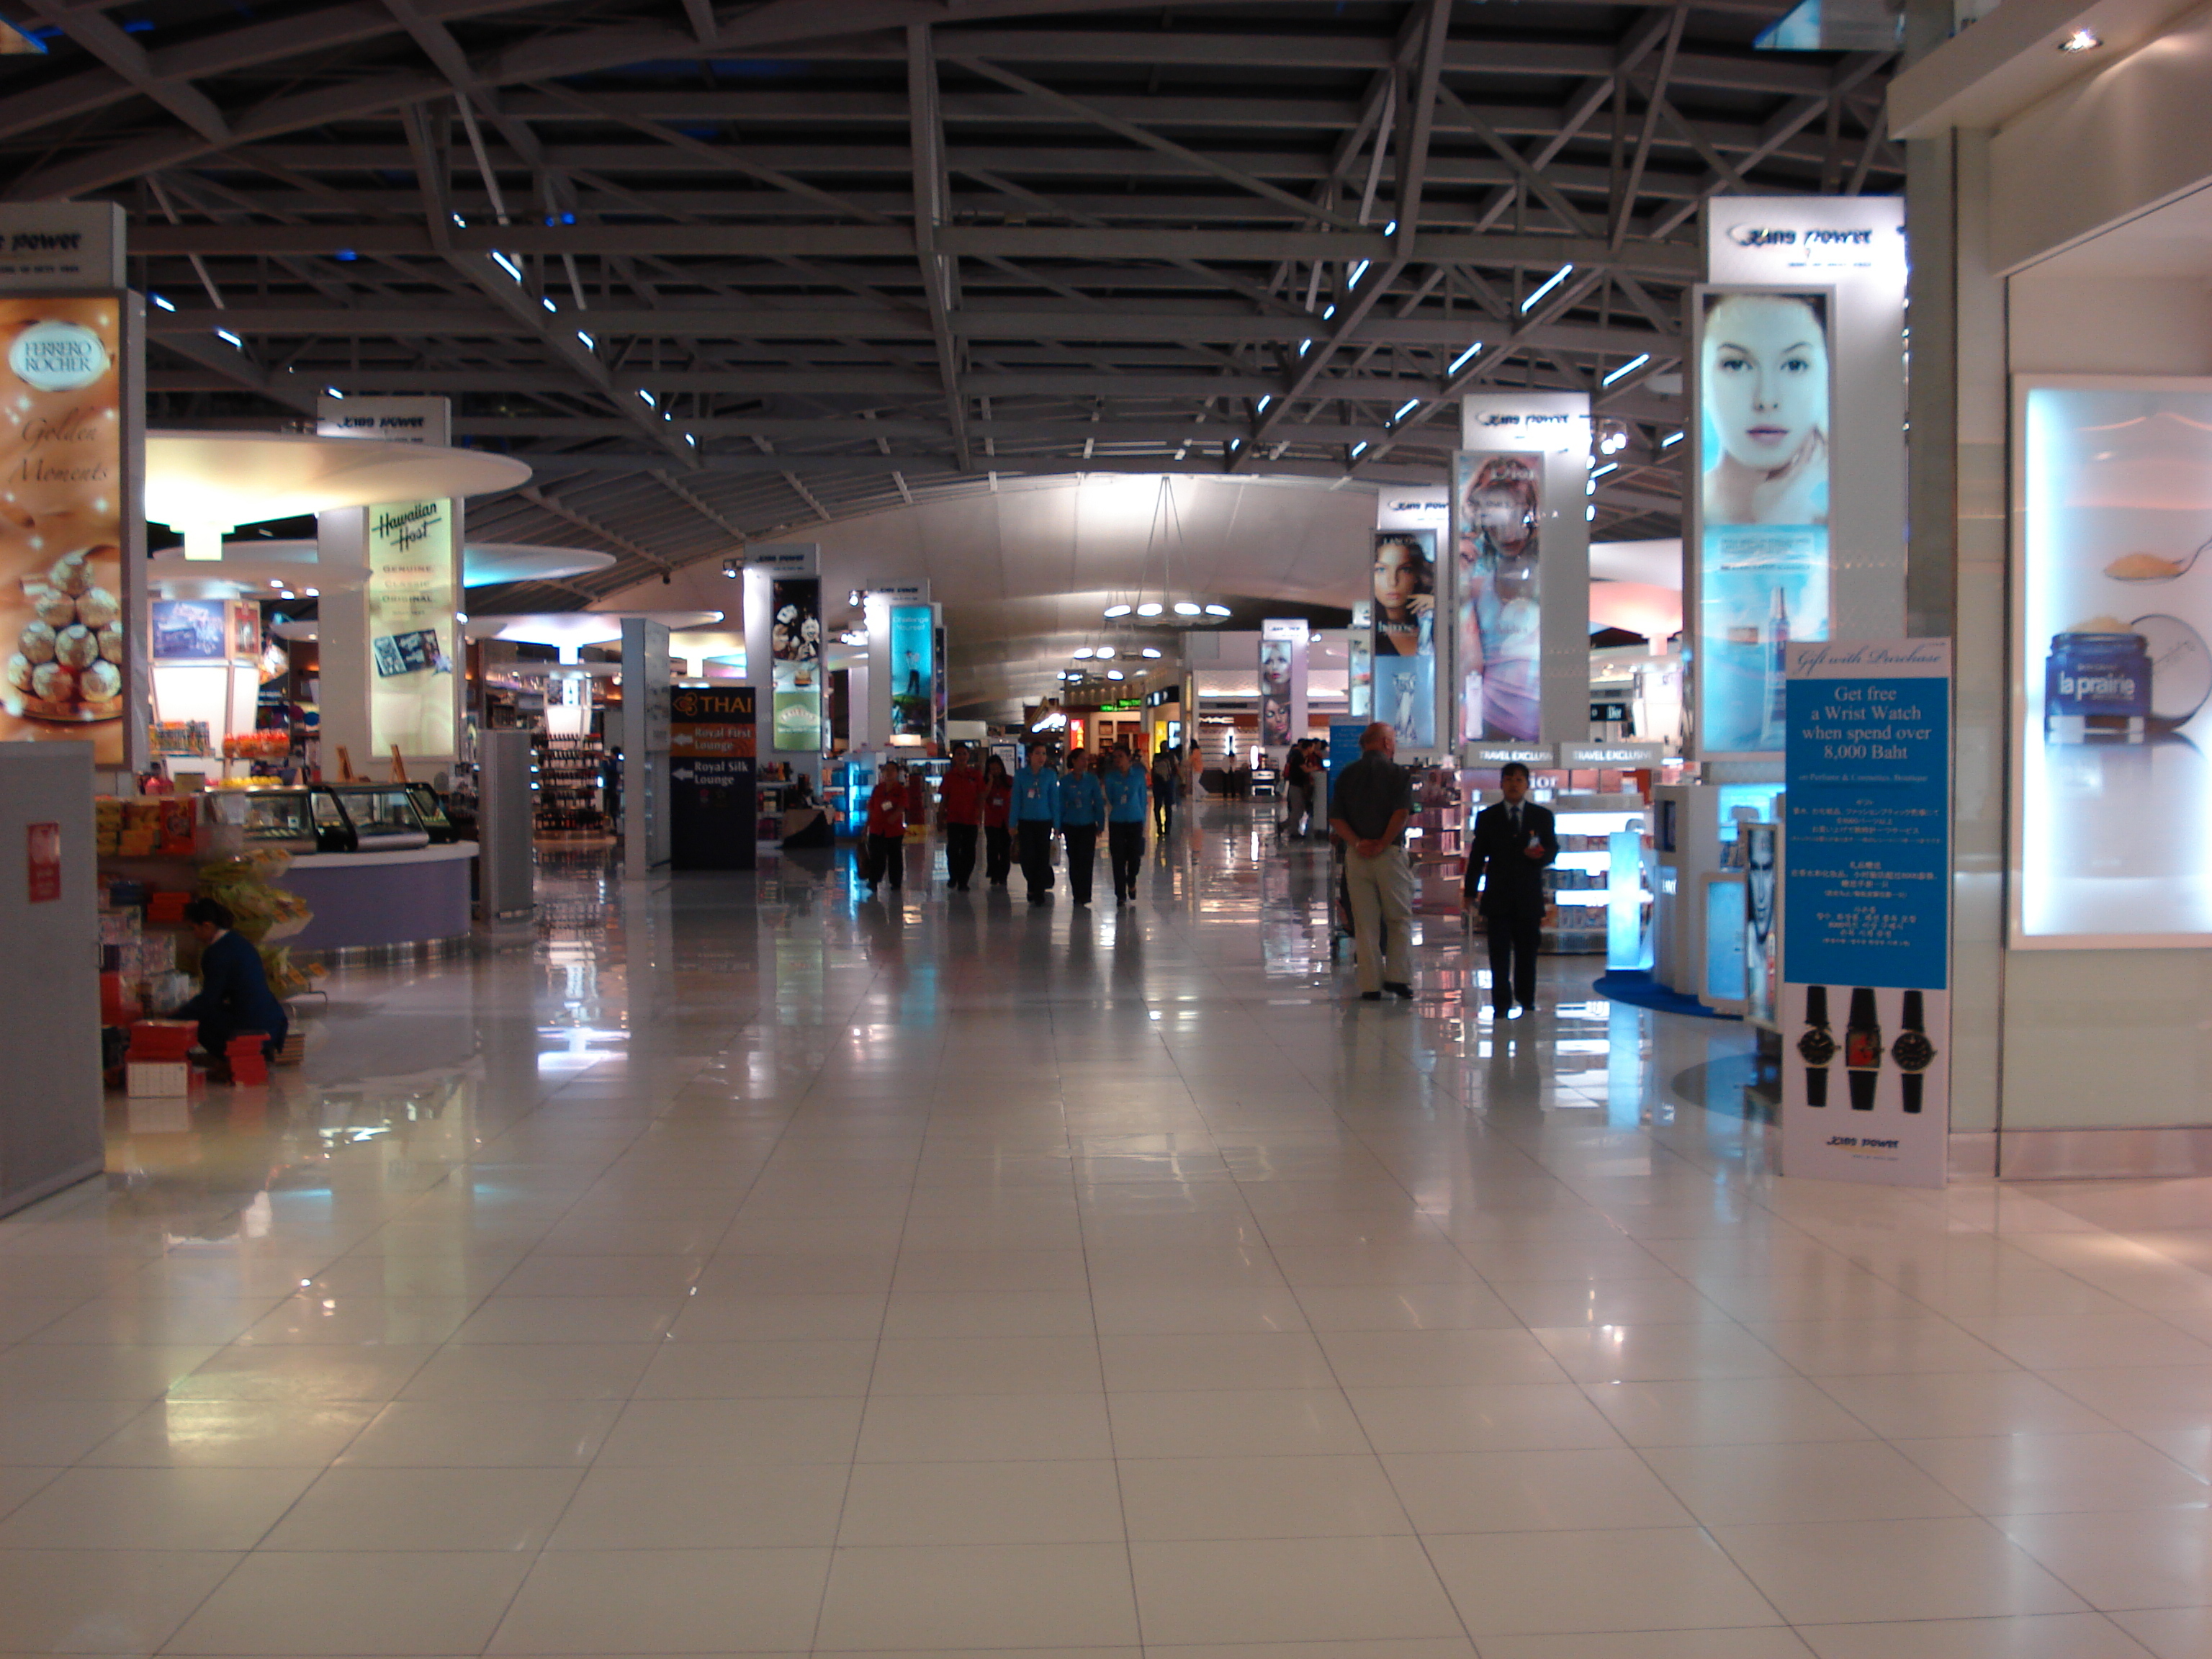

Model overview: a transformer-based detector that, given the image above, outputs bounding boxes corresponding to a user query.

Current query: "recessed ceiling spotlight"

[2059,27,2100,49]
[1072,647,1095,660]
[1141,647,1162,659]
[1096,647,1116,660]
[1105,603,1133,618]
[1173,602,1202,616]
[1136,603,1164,617]
[1203,603,1231,618]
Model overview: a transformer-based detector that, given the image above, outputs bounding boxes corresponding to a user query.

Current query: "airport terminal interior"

[4,0,2212,1655]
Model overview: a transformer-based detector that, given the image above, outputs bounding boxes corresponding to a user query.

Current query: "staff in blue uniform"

[1102,747,1149,906]
[1059,748,1107,907]
[1012,742,1062,904]
[176,898,289,1079]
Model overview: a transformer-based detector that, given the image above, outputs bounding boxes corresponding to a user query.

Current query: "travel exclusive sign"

[1781,638,1949,1187]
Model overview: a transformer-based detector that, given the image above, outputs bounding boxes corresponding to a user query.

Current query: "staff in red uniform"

[863,760,908,899]
[939,744,984,891]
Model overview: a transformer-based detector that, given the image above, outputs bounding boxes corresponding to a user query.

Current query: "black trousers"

[1017,819,1054,900]
[1484,899,1543,1010]
[1155,791,1175,838]
[1063,825,1098,904]
[1108,820,1144,899]
[945,822,979,889]
[866,833,904,890]
[984,824,1012,884]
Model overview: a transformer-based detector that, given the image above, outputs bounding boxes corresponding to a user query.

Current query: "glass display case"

[202,786,318,853]
[403,783,459,843]
[309,783,430,852]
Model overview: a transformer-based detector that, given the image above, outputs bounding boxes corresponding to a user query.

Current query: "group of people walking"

[862,739,1186,907]
[1274,737,1329,840]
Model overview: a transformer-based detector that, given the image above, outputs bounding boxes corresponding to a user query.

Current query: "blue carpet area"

[1592,969,1741,1020]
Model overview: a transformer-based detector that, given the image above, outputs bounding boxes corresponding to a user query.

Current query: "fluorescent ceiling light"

[1601,353,1650,387]
[323,387,342,398]
[637,390,655,405]
[1447,341,1483,375]
[1348,260,1370,287]
[215,328,243,348]
[1256,395,1272,413]
[1593,462,1618,478]
[490,251,523,283]
[150,292,175,312]
[1662,431,1684,447]
[1383,220,1397,235]
[1521,262,1574,313]
[1392,398,1421,423]
[541,297,557,313]
[1350,441,1368,459]
[575,330,595,348]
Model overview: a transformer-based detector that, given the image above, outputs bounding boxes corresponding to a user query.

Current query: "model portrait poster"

[0,295,125,762]
[365,497,457,760]
[1452,451,1543,743]
[1370,528,1436,747]
[1696,287,1833,755]
[1258,637,1293,747]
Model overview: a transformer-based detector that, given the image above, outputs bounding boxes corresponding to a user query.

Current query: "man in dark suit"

[1465,761,1557,1017]
[176,898,289,1078]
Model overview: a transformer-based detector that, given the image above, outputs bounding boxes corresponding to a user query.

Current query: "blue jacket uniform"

[177,930,289,1047]
[1061,772,1106,830]
[1102,768,1148,823]
[1012,765,1061,826]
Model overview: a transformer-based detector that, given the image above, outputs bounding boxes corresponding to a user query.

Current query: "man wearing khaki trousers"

[1328,722,1415,1001]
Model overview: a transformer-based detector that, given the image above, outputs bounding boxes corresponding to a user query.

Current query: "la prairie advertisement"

[2016,377,2212,944]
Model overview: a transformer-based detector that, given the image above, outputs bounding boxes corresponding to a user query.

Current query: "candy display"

[9,545,123,723]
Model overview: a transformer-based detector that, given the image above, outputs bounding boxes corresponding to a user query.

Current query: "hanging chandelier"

[1102,478,1231,621]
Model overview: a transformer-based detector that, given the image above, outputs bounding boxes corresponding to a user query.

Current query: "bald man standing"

[1328,721,1415,1000]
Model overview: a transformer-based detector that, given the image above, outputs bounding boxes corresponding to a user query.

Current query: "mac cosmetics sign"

[1692,197,1907,759]
[1781,637,1950,1187]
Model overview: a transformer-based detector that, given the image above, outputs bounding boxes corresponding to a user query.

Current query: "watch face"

[1797,1026,1838,1067]
[1845,1028,1884,1069]
[1892,1030,1936,1072]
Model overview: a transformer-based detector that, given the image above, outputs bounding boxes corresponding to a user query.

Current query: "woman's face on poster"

[1469,485,1534,557]
[1372,540,1427,613]
[1704,295,1828,472]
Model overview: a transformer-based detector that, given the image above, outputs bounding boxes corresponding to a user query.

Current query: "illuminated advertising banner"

[0,295,125,764]
[1455,393,1590,748]
[889,602,933,742]
[1781,639,1949,1187]
[2015,377,2212,945]
[1695,197,1907,759]
[366,498,457,759]
[1370,528,1437,748]
[770,575,822,752]
[1258,619,1307,749]
[670,685,756,872]
[1694,287,1833,754]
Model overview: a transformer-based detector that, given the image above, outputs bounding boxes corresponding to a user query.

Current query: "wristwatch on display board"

[1892,990,1936,1115]
[1796,985,1838,1107]
[1844,987,1883,1111]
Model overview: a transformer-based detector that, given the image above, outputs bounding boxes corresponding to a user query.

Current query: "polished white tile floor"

[4,803,2211,1657]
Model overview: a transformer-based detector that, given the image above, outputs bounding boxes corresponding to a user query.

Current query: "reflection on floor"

[3,801,2209,1658]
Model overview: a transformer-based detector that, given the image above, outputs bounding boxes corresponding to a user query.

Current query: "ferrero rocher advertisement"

[0,295,124,763]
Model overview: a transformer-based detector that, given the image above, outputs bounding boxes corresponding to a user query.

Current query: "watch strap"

[1902,1073,1923,1115]
[1805,1066,1829,1107]
[1848,1068,1878,1111]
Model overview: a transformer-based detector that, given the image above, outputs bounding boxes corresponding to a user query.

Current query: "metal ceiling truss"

[0,0,1901,598]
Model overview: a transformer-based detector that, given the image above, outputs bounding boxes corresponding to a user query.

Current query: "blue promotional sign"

[1784,640,1949,989]
[889,603,934,742]
[1781,638,1951,1188]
